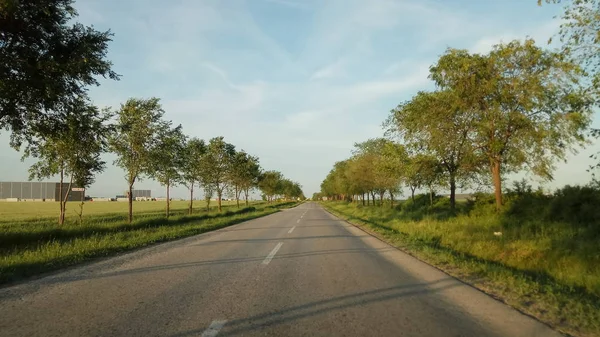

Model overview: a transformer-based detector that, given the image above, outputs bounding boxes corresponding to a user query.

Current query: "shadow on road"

[167,278,460,337]
[193,235,369,246]
[0,247,398,299]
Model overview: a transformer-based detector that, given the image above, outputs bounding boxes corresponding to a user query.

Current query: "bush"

[467,192,497,217]
[547,184,600,226]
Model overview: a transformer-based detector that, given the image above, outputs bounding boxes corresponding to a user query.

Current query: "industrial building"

[0,182,84,202]
[131,190,151,198]
[115,190,152,201]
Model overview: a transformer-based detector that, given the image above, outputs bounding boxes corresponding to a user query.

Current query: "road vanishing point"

[0,203,561,337]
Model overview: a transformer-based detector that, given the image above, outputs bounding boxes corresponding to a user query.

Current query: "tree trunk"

[128,183,133,224]
[235,185,240,208]
[362,193,365,206]
[166,179,170,218]
[410,186,416,203]
[59,173,72,226]
[189,183,194,215]
[390,191,394,209]
[370,191,376,206]
[78,189,85,225]
[58,168,66,225]
[217,189,222,212]
[449,174,456,210]
[379,191,385,206]
[430,186,434,207]
[244,188,249,206]
[491,159,503,211]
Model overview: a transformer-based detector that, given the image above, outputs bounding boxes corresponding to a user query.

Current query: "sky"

[0,0,598,199]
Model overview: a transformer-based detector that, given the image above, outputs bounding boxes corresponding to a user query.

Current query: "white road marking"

[297,219,300,223]
[288,226,296,234]
[201,320,227,337]
[262,242,284,265]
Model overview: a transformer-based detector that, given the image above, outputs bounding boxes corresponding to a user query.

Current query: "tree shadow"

[193,235,368,246]
[167,278,460,337]
[0,247,397,299]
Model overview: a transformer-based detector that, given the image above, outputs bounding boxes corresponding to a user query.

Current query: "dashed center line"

[201,320,227,337]
[262,242,284,265]
[288,226,296,234]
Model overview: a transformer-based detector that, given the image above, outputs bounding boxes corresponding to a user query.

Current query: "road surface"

[0,203,561,337]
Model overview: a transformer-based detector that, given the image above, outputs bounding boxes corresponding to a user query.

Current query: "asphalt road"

[0,203,561,337]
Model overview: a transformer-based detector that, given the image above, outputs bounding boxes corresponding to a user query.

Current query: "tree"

[26,99,111,224]
[540,0,600,90]
[203,184,214,211]
[280,179,303,200]
[430,39,594,209]
[258,171,283,203]
[181,138,206,214]
[353,138,404,206]
[388,90,479,210]
[201,137,236,212]
[230,151,261,207]
[148,125,186,218]
[110,97,168,223]
[0,0,119,148]
[379,142,408,208]
[242,156,261,206]
[540,0,600,170]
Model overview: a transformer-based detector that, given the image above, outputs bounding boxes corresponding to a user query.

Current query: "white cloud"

[470,21,559,54]
[310,59,347,80]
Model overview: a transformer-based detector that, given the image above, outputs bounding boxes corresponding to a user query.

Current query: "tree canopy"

[0,0,119,148]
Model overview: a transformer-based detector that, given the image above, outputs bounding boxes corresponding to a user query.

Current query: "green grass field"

[0,199,298,285]
[323,200,600,337]
[0,199,239,220]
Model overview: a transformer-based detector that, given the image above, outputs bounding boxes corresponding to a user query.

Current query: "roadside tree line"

[0,1,303,224]
[27,96,304,224]
[320,31,598,210]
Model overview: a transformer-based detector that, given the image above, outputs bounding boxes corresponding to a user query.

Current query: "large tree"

[110,97,168,223]
[26,98,111,224]
[431,39,594,209]
[540,0,600,90]
[148,124,186,218]
[201,137,236,212]
[181,137,206,214]
[0,0,119,148]
[540,0,600,170]
[230,151,261,207]
[388,90,479,209]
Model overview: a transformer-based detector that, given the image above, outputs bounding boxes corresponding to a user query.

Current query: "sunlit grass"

[0,199,241,221]
[323,201,600,337]
[0,201,298,284]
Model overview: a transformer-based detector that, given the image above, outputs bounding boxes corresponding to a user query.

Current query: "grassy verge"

[322,201,600,337]
[0,201,299,285]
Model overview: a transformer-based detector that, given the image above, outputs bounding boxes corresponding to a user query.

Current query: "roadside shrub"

[547,184,600,226]
[467,192,496,217]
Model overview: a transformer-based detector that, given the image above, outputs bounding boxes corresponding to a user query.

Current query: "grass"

[0,199,240,220]
[322,198,600,337]
[0,200,299,285]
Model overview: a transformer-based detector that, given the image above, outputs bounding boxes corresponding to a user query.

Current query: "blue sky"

[0,0,597,198]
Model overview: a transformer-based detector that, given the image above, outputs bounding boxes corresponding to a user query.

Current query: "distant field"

[0,200,244,221]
